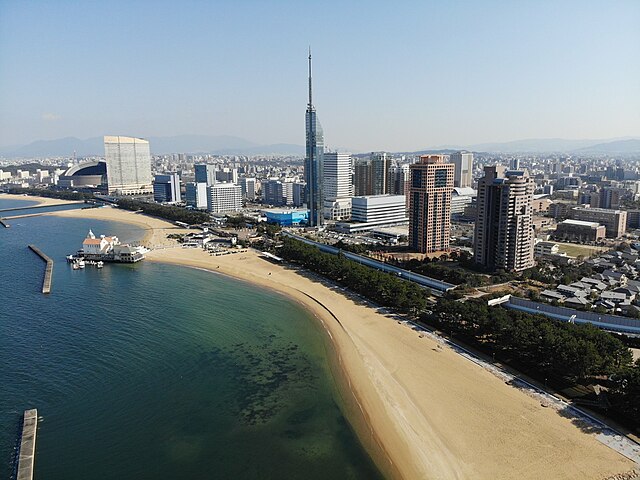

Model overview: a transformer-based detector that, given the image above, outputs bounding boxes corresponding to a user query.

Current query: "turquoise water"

[0,199,383,479]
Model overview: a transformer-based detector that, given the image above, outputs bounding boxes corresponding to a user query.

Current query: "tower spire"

[308,47,313,109]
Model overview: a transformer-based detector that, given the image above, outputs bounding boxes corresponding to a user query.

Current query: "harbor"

[16,409,38,480]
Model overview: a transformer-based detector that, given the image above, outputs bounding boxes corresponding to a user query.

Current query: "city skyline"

[1,1,639,151]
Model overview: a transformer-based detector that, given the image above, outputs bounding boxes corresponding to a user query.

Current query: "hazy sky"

[1,0,639,151]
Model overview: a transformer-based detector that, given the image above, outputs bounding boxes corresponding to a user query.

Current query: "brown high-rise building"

[354,157,373,196]
[409,155,454,253]
[474,166,535,272]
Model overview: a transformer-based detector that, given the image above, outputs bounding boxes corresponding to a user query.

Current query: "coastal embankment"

[47,202,637,479]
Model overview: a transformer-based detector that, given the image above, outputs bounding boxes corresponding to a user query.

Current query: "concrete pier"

[17,409,38,480]
[28,245,53,294]
[0,218,9,228]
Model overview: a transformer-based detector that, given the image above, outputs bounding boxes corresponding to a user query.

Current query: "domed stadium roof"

[64,160,107,177]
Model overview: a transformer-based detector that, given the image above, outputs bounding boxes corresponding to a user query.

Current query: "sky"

[0,0,639,152]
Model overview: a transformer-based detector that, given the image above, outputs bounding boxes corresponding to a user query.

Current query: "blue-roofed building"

[263,209,308,226]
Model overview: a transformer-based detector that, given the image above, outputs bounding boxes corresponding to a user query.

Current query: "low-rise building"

[554,219,606,243]
[534,241,560,257]
[335,194,408,233]
[570,207,627,238]
[262,209,308,226]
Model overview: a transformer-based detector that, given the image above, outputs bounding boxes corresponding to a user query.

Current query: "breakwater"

[16,409,38,480]
[28,245,53,294]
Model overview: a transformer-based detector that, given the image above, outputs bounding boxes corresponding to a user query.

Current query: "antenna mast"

[308,47,313,108]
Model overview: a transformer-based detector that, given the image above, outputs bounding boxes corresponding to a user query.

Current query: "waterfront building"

[195,164,217,186]
[59,160,107,189]
[240,177,257,201]
[449,151,474,188]
[82,229,119,255]
[408,155,454,253]
[207,183,242,213]
[185,182,208,209]
[79,229,145,262]
[104,136,153,195]
[474,166,535,272]
[304,51,324,227]
[371,152,390,195]
[323,152,354,220]
[570,207,627,238]
[153,173,181,203]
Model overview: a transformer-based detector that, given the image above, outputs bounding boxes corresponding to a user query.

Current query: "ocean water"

[0,196,39,210]
[0,199,383,480]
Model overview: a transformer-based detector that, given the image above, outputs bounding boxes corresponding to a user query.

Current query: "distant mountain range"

[0,135,305,157]
[427,137,640,154]
[1,135,638,158]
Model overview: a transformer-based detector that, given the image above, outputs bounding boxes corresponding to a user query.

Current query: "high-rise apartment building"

[104,136,153,195]
[388,164,410,196]
[474,166,535,272]
[207,183,242,213]
[449,151,473,188]
[153,173,181,203]
[185,182,208,209]
[262,179,287,206]
[216,167,238,184]
[240,177,257,201]
[304,51,324,226]
[354,158,373,196]
[599,187,624,209]
[323,152,354,220]
[370,152,390,195]
[195,164,217,186]
[292,182,306,207]
[323,152,353,199]
[408,155,454,253]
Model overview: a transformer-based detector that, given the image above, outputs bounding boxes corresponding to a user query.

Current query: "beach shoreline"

[0,192,82,208]
[45,202,637,479]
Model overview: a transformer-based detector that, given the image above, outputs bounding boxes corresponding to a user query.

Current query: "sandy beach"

[0,193,82,208]
[44,203,639,479]
[49,205,191,248]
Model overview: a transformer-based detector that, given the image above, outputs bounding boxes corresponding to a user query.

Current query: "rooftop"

[560,219,602,228]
